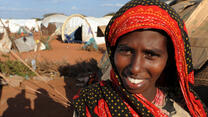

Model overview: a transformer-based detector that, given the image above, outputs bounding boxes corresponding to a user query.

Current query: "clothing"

[156,96,191,117]
[73,0,208,116]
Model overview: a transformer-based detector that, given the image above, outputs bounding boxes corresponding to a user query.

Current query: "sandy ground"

[0,79,77,117]
[0,36,106,117]
[0,37,105,64]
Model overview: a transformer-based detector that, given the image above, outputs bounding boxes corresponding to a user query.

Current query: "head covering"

[73,0,207,116]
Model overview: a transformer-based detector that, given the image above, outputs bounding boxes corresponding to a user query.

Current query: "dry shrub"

[36,60,68,78]
[0,60,35,77]
[0,55,103,83]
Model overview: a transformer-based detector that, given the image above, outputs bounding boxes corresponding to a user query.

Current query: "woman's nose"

[129,54,143,74]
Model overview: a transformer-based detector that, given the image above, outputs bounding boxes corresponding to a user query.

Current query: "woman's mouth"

[128,77,144,84]
[124,77,146,90]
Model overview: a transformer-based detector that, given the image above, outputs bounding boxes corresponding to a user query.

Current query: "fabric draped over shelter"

[171,0,208,70]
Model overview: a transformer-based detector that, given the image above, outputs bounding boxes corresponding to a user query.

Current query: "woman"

[73,0,208,116]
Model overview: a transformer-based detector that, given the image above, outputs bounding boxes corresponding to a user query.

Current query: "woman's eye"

[146,53,154,58]
[117,48,133,56]
[144,51,160,59]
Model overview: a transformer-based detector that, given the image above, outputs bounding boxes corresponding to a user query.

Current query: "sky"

[0,0,129,19]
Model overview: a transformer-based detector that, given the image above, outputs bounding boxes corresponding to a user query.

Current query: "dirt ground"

[0,35,106,117]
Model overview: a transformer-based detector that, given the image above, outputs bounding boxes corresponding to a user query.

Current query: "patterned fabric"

[151,88,164,106]
[73,0,208,116]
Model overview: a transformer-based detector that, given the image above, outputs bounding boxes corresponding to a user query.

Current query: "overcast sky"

[0,0,129,19]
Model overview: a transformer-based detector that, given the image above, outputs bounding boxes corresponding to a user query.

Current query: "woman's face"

[114,30,168,99]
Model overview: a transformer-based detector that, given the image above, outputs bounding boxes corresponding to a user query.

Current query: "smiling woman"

[73,0,208,116]
[114,30,168,100]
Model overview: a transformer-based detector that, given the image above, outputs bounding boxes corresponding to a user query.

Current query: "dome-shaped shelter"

[62,14,112,45]
[41,14,68,28]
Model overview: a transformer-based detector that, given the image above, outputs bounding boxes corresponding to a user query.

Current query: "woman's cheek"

[148,60,167,78]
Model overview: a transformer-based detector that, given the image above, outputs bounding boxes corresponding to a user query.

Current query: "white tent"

[0,19,40,33]
[41,14,68,28]
[0,29,12,53]
[62,14,112,45]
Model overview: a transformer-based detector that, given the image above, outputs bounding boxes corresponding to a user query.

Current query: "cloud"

[0,6,49,13]
[51,0,68,3]
[35,0,69,4]
[71,6,79,10]
[0,6,33,12]
[101,3,124,7]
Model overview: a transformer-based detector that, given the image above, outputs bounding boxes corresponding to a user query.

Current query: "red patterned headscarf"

[73,0,207,116]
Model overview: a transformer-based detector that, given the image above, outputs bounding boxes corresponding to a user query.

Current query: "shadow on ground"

[2,88,74,117]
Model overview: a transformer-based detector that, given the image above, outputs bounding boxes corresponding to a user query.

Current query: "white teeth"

[128,77,143,84]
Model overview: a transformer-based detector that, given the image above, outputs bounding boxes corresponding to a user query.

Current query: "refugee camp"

[0,0,207,117]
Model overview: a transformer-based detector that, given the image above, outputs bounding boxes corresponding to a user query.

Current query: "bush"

[0,60,36,77]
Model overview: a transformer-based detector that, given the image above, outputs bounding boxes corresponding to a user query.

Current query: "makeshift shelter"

[17,26,32,35]
[62,14,112,45]
[64,26,82,43]
[14,36,36,53]
[97,25,107,37]
[0,19,40,33]
[41,14,68,28]
[41,23,57,36]
[172,0,208,70]
[0,29,12,53]
[40,14,68,36]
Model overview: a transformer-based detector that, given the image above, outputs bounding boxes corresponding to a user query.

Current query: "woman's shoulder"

[83,80,111,90]
[74,80,112,100]
[72,80,113,116]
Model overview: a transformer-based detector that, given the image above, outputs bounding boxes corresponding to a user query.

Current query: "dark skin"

[114,30,168,102]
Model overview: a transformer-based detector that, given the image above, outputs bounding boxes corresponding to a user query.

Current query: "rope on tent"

[61,14,95,42]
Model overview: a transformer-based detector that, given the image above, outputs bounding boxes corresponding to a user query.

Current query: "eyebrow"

[117,44,131,48]
[117,44,127,47]
[116,44,134,50]
[144,48,164,54]
[117,44,166,54]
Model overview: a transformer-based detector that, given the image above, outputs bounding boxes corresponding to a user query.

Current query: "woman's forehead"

[117,30,167,50]
[117,29,168,43]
